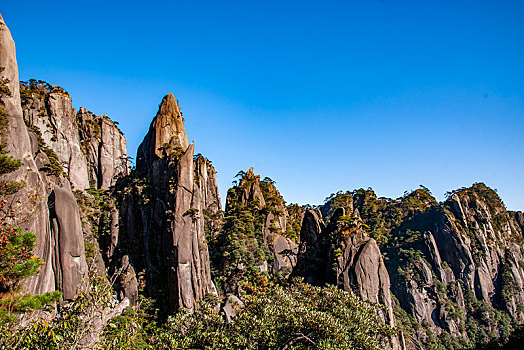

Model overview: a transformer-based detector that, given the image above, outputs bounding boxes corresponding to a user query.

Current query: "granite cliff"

[1,9,524,349]
[296,207,401,349]
[1,10,220,316]
[112,93,221,312]
[1,12,89,300]
[320,185,524,348]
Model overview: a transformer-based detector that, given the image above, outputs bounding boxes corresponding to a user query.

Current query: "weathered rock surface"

[76,107,130,189]
[136,93,188,164]
[1,12,89,300]
[296,207,400,349]
[321,184,524,347]
[295,209,325,284]
[116,94,220,311]
[436,188,524,321]
[116,255,138,307]
[24,87,90,189]
[50,184,89,300]
[21,86,129,190]
[223,295,244,323]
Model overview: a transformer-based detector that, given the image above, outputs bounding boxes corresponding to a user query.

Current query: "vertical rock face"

[295,209,325,284]
[98,117,129,189]
[50,184,89,300]
[0,14,33,163]
[21,86,129,190]
[296,207,399,349]
[434,187,524,321]
[21,83,89,189]
[0,13,88,299]
[118,94,219,311]
[321,184,524,347]
[77,109,130,189]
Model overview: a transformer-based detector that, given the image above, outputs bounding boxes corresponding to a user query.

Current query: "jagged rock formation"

[296,207,401,349]
[321,184,524,348]
[21,83,89,189]
[18,80,130,306]
[21,83,129,190]
[50,184,89,300]
[221,168,298,278]
[114,93,220,311]
[438,188,524,318]
[77,107,129,189]
[4,9,524,349]
[0,13,88,299]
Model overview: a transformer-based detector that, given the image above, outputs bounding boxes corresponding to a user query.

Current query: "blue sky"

[2,0,523,209]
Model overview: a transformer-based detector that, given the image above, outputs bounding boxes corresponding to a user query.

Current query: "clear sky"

[2,0,523,210]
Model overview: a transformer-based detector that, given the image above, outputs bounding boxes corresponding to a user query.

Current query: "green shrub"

[160,277,394,350]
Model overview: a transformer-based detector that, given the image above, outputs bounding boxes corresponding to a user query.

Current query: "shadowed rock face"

[296,209,325,284]
[117,255,138,306]
[435,190,524,321]
[388,187,524,337]
[1,13,89,299]
[320,184,524,347]
[296,208,400,349]
[118,94,220,311]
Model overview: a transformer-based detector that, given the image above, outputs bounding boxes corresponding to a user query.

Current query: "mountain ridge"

[1,11,524,349]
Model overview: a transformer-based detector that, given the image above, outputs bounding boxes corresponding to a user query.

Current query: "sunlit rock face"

[117,94,220,311]
[0,12,88,299]
[21,87,130,191]
[76,107,130,189]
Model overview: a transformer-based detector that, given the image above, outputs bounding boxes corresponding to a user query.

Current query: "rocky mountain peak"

[118,93,220,312]
[4,8,524,348]
[157,93,182,118]
[246,166,256,177]
[136,93,189,172]
[152,93,188,155]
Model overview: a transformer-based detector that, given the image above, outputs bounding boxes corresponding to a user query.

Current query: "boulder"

[223,295,244,323]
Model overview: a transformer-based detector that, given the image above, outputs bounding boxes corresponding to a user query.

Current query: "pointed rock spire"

[152,93,188,156]
[136,93,189,171]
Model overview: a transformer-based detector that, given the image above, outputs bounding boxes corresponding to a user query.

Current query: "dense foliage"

[1,272,395,349]
[161,276,394,349]
[0,273,116,349]
[210,171,274,286]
